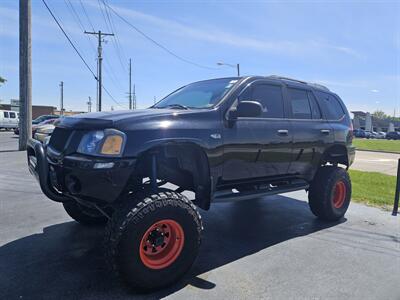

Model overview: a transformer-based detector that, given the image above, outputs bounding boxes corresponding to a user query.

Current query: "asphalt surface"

[0,131,399,299]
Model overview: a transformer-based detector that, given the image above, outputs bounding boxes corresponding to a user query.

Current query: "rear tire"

[63,200,108,226]
[105,190,202,291]
[308,166,351,221]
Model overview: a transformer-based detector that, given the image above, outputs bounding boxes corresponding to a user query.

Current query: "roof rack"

[268,75,330,91]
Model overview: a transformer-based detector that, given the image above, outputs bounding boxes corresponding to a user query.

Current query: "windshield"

[153,78,238,109]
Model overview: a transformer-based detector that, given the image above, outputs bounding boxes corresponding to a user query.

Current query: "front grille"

[49,127,73,151]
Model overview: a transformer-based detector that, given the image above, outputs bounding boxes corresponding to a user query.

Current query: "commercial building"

[352,111,399,132]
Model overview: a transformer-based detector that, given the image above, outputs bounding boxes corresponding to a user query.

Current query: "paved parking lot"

[0,132,399,299]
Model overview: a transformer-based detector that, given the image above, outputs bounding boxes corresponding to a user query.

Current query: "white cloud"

[370,89,379,93]
[94,2,362,58]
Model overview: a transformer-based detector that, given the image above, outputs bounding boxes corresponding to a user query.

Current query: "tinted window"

[316,92,345,120]
[288,88,311,119]
[3,112,9,118]
[308,92,322,119]
[251,84,284,118]
[154,78,238,109]
[9,112,16,118]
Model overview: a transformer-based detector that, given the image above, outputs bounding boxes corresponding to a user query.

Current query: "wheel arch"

[131,141,212,210]
[320,144,349,168]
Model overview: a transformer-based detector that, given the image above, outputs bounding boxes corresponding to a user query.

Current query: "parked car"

[34,119,61,143]
[32,114,59,125]
[386,131,400,140]
[353,128,366,138]
[377,131,386,139]
[15,117,59,136]
[32,118,59,136]
[364,131,372,139]
[369,131,380,139]
[0,110,19,130]
[27,76,355,291]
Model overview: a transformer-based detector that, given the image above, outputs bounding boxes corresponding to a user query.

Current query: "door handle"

[277,129,289,135]
[320,129,330,134]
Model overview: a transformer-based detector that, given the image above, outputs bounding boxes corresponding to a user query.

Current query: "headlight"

[77,129,126,156]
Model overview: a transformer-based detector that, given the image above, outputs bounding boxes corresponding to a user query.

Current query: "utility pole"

[87,96,92,112]
[19,0,32,151]
[128,58,132,110]
[59,81,64,116]
[84,30,114,111]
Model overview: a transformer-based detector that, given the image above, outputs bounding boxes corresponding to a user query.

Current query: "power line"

[100,0,218,70]
[75,0,126,91]
[41,0,127,109]
[101,0,129,72]
[97,0,126,72]
[78,0,95,32]
[42,0,97,80]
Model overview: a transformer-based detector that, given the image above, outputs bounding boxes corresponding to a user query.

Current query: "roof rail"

[268,75,330,91]
[269,75,308,84]
[307,82,330,91]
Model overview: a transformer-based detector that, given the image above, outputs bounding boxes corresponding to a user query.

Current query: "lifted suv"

[27,76,355,290]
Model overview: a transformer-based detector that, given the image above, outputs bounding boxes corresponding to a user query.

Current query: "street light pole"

[217,61,240,76]
[60,81,64,116]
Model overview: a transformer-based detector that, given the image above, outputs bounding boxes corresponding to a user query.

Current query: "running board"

[212,182,309,203]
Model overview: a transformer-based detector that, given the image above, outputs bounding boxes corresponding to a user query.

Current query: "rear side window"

[9,112,16,118]
[288,88,311,119]
[251,84,284,118]
[316,91,345,120]
[308,92,322,119]
[3,112,9,118]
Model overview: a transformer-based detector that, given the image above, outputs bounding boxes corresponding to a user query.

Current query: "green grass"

[349,169,397,209]
[353,138,400,153]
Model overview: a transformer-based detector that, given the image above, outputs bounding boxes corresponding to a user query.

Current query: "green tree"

[372,110,387,119]
[0,76,6,85]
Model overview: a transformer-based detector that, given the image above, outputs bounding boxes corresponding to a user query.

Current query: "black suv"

[27,76,355,290]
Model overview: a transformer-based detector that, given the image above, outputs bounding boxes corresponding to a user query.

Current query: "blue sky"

[0,0,399,115]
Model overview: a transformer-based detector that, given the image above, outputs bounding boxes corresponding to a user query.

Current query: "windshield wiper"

[158,104,189,110]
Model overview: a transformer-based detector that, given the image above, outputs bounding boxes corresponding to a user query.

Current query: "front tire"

[308,166,351,221]
[105,190,202,291]
[63,200,108,226]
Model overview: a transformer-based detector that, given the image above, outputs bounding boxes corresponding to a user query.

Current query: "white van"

[0,110,19,130]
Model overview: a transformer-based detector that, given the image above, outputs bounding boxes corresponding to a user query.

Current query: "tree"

[0,76,6,86]
[372,110,388,119]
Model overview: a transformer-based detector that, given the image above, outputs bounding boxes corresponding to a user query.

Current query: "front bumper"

[27,138,71,202]
[27,138,136,204]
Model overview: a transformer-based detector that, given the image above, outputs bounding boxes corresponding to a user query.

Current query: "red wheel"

[105,190,202,290]
[332,181,346,208]
[309,166,351,221]
[139,219,185,269]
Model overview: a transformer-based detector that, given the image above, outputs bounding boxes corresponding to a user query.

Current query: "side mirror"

[233,101,263,118]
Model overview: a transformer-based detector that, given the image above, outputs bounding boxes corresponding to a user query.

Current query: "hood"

[58,109,203,130]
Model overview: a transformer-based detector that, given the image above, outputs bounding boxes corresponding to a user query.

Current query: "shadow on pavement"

[0,195,343,299]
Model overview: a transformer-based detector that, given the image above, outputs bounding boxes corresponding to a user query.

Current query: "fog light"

[93,162,115,169]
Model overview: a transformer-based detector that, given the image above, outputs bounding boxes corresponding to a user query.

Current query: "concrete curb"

[356,149,400,155]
